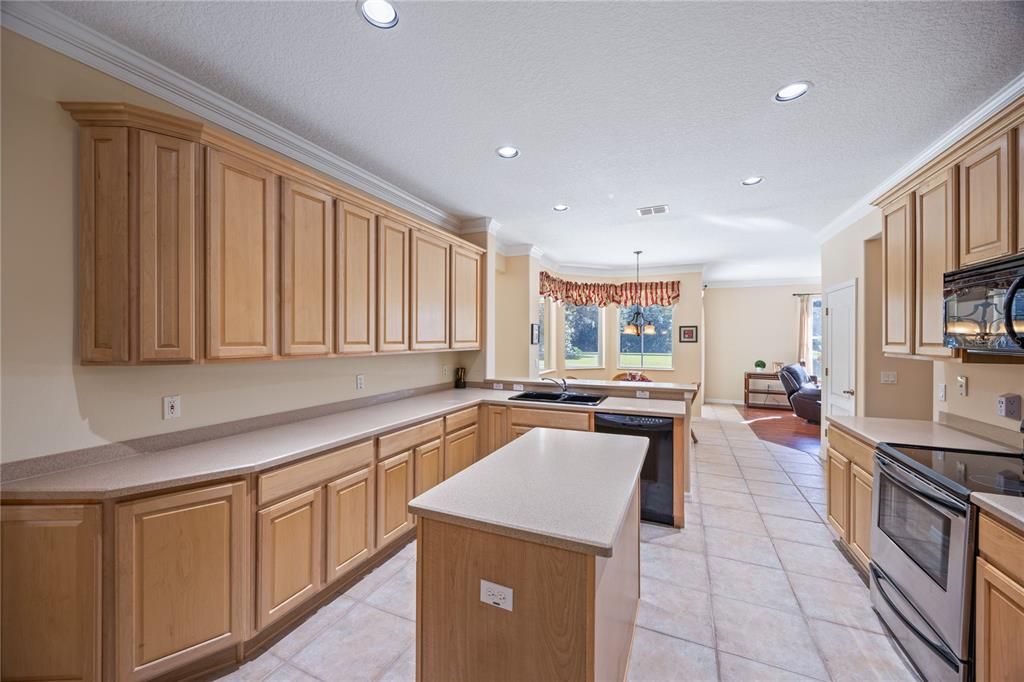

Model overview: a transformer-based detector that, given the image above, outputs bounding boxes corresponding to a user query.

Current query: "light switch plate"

[938,383,947,402]
[636,390,650,399]
[480,579,513,612]
[493,383,504,390]
[162,395,181,420]
[880,371,897,385]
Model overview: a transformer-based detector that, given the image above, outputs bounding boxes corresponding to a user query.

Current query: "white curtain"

[796,294,814,372]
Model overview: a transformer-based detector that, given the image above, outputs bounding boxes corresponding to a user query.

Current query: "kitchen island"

[410,428,647,682]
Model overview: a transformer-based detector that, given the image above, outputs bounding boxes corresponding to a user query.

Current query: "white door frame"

[823,279,858,421]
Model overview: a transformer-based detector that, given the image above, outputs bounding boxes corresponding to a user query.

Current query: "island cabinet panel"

[410,229,450,350]
[79,126,130,363]
[115,481,247,681]
[326,466,375,582]
[376,218,410,352]
[257,488,323,630]
[376,451,414,547]
[450,246,482,349]
[848,463,873,569]
[882,193,915,354]
[336,202,376,354]
[280,178,334,356]
[137,130,198,362]
[414,438,444,496]
[959,133,1013,266]
[826,447,850,541]
[1,505,102,682]
[484,405,509,455]
[444,424,478,478]
[914,168,957,357]
[206,148,278,359]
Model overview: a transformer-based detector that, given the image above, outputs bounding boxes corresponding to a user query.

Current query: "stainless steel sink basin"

[508,391,607,406]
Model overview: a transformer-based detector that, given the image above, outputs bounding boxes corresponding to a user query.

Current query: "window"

[618,305,673,369]
[811,296,823,377]
[564,304,602,368]
[537,297,546,371]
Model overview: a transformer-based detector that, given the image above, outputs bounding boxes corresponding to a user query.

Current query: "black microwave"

[943,253,1024,355]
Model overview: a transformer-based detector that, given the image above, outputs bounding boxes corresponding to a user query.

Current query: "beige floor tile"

[640,543,710,592]
[789,573,885,634]
[701,489,758,512]
[216,652,287,681]
[345,555,410,601]
[627,627,718,681]
[737,457,784,472]
[696,462,744,478]
[640,521,679,543]
[788,472,826,488]
[731,442,771,453]
[363,558,416,620]
[637,575,715,647]
[269,595,358,660]
[741,466,792,483]
[704,526,781,568]
[812,503,829,523]
[808,618,919,681]
[648,522,705,553]
[708,556,799,613]
[779,461,827,476]
[712,596,828,680]
[719,652,821,681]
[762,514,836,548]
[799,486,827,504]
[377,645,415,682]
[702,505,768,535]
[747,480,805,500]
[395,540,416,562]
[696,451,736,463]
[289,603,414,681]
[699,472,750,493]
[753,496,821,521]
[774,539,863,585]
[263,664,319,682]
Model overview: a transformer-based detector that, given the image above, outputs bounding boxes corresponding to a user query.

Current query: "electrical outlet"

[162,395,181,420]
[442,365,449,378]
[957,375,968,397]
[493,383,504,390]
[636,390,650,399]
[938,383,947,402]
[480,579,513,612]
[997,394,1022,420]
[512,384,524,391]
[880,371,897,385]
[356,374,365,390]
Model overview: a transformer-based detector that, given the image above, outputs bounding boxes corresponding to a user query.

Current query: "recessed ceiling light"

[360,0,398,29]
[553,204,570,212]
[774,81,811,102]
[495,145,520,159]
[741,176,764,186]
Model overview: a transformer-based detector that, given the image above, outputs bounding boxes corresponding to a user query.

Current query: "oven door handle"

[1005,275,1024,349]
[870,565,960,671]
[875,456,968,515]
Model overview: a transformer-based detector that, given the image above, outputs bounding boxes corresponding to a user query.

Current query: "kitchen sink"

[508,391,607,406]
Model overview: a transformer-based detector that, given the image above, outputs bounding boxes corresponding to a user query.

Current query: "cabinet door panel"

[411,230,450,350]
[327,467,375,582]
[882,193,915,354]
[445,425,478,478]
[138,131,197,362]
[377,219,409,352]
[914,168,956,357]
[451,246,482,349]
[1,506,101,682]
[414,438,444,495]
[485,406,508,455]
[1018,127,1023,254]
[281,179,334,356]
[377,451,413,546]
[849,464,872,569]
[959,133,1013,265]
[510,425,533,441]
[257,488,323,630]
[826,448,850,541]
[206,148,278,358]
[116,482,246,681]
[976,558,1024,682]
[337,202,376,353]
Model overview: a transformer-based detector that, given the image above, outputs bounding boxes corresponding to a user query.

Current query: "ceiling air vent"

[636,204,669,217]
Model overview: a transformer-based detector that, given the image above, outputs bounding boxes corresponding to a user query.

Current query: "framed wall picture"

[530,323,540,345]
[679,325,698,343]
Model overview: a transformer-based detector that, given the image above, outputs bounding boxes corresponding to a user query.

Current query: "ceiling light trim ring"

[359,0,398,29]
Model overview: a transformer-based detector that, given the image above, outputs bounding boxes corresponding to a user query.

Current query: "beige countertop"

[490,377,699,392]
[973,493,1024,533]
[409,428,647,556]
[828,416,1019,454]
[1,388,684,500]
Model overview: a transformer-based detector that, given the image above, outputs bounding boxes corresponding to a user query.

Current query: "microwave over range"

[944,253,1024,356]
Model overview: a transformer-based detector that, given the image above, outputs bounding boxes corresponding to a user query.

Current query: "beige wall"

[0,30,471,462]
[703,283,813,403]
[494,254,540,378]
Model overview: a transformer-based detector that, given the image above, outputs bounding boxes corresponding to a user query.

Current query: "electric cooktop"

[877,443,1024,500]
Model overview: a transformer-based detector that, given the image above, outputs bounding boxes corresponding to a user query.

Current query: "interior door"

[825,281,857,417]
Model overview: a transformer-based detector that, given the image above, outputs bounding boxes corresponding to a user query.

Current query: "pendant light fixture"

[624,251,656,336]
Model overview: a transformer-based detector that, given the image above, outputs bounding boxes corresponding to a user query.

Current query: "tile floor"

[219,405,918,682]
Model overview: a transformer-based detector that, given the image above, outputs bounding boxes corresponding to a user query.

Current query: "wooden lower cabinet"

[326,467,375,582]
[444,424,478,478]
[509,425,533,440]
[257,488,323,630]
[826,447,850,541]
[484,405,508,455]
[115,481,247,681]
[1,505,102,682]
[377,451,414,547]
[976,558,1024,681]
[414,438,444,496]
[848,464,873,568]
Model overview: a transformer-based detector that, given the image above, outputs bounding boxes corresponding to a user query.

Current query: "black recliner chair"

[778,364,821,424]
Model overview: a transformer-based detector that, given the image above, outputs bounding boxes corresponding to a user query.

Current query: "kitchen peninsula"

[410,428,647,682]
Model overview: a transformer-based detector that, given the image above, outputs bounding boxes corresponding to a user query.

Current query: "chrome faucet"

[541,376,568,394]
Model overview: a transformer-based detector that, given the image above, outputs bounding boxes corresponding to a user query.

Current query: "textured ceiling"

[47,1,1024,281]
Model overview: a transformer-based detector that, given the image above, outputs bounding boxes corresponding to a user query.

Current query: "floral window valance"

[539,271,680,308]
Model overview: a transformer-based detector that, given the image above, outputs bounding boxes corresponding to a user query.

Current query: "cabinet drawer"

[827,426,874,472]
[507,407,589,431]
[378,418,443,458]
[979,512,1024,585]
[445,406,478,433]
[258,440,373,506]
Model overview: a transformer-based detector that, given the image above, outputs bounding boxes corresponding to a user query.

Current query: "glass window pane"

[564,304,602,368]
[537,298,546,370]
[618,305,673,369]
[811,296,823,378]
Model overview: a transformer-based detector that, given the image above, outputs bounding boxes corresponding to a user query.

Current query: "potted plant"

[754,360,767,372]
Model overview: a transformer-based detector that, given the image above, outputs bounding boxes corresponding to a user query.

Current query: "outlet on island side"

[162,395,181,420]
[480,579,513,612]
[356,374,365,390]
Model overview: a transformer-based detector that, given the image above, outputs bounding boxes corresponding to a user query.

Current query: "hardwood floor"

[736,406,821,456]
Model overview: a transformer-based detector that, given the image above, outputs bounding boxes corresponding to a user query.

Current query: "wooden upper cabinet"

[1018,127,1023,254]
[377,218,410,352]
[79,126,130,363]
[115,481,247,681]
[281,178,334,356]
[451,246,482,349]
[206,148,279,359]
[914,168,957,357]
[337,202,377,354]
[257,488,323,630]
[137,130,198,362]
[882,193,915,354]
[411,230,451,350]
[1,505,102,682]
[959,132,1013,265]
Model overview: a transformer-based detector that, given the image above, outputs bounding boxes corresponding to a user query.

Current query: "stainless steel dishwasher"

[594,413,674,525]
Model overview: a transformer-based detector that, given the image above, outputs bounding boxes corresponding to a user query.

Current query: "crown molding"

[705,277,822,290]
[499,243,544,259]
[542,261,705,278]
[816,69,1024,245]
[460,217,502,235]
[1,2,463,231]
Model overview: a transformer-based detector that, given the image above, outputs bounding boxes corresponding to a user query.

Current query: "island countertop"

[408,428,648,557]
